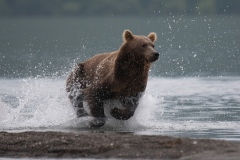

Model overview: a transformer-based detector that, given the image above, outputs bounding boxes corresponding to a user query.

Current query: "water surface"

[0,17,240,141]
[0,77,240,141]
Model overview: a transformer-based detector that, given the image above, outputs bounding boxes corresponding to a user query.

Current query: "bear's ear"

[147,32,157,42]
[123,30,134,42]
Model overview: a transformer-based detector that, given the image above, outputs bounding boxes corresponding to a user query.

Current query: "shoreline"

[0,131,240,159]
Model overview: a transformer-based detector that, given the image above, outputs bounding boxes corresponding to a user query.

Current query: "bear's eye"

[142,44,147,48]
[152,45,155,48]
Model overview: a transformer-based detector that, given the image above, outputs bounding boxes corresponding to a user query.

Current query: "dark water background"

[0,16,239,78]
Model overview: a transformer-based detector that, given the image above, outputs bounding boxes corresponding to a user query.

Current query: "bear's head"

[121,30,159,63]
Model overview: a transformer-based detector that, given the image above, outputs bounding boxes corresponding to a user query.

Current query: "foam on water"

[0,77,240,140]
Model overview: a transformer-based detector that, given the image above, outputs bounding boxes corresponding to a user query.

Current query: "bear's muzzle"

[154,52,159,59]
[150,52,159,62]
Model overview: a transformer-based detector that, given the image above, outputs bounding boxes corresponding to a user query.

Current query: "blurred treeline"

[0,0,240,17]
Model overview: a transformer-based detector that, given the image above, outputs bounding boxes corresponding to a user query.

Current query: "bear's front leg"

[110,108,134,120]
[83,87,107,127]
[110,94,141,120]
[89,101,105,127]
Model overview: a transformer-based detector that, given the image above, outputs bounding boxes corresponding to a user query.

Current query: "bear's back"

[82,51,117,84]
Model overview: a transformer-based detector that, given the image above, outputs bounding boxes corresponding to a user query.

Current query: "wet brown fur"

[66,30,158,127]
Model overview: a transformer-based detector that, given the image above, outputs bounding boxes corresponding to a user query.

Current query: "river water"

[0,17,239,141]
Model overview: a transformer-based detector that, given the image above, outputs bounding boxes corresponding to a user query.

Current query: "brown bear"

[66,30,159,127]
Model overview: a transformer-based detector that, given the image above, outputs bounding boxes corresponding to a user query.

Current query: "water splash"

[0,78,76,130]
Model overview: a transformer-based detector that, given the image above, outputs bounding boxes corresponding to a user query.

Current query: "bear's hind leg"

[68,84,88,118]
[70,94,88,118]
[75,96,88,118]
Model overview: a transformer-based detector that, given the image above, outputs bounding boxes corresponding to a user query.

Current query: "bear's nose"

[153,52,159,59]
